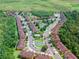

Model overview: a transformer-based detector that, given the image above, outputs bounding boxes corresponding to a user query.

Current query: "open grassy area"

[0,0,79,12]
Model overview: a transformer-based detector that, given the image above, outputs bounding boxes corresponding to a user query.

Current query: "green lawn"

[14,50,20,59]
[35,38,44,42]
[0,0,79,12]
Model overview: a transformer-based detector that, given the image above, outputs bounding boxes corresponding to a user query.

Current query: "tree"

[41,45,48,52]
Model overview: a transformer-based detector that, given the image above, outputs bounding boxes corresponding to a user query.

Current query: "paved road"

[45,38,62,59]
[27,28,53,56]
[26,13,63,59]
[25,17,55,56]
[20,13,63,59]
[27,31,37,51]
[43,13,62,59]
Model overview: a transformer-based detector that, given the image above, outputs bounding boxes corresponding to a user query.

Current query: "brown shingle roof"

[17,38,26,50]
[16,16,26,50]
[20,50,34,58]
[65,52,77,59]
[51,34,60,42]
[56,42,68,53]
[35,54,51,59]
[16,16,25,39]
[51,14,77,59]
[25,16,37,32]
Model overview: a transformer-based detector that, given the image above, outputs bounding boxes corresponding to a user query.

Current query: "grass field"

[0,0,79,12]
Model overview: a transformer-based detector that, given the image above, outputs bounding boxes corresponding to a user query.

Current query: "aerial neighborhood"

[0,0,79,59]
[16,12,77,59]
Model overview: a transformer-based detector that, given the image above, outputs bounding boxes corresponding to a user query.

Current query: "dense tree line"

[59,11,79,58]
[0,11,18,59]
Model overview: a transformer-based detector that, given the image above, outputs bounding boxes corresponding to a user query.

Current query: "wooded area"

[59,11,79,58]
[0,11,18,59]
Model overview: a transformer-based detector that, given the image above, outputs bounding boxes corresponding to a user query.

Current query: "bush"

[41,45,48,52]
[32,10,53,17]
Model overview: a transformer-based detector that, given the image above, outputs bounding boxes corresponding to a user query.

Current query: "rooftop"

[35,54,52,59]
[20,49,35,58]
